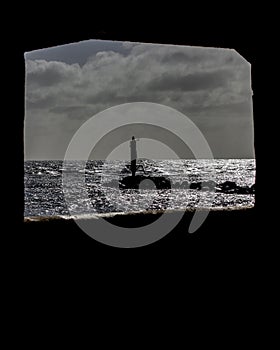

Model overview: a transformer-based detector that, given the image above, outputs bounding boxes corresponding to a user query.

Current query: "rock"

[218,181,237,193]
[235,186,250,194]
[250,184,255,193]
[190,182,202,190]
[215,182,255,194]
[120,175,171,190]
[121,167,130,174]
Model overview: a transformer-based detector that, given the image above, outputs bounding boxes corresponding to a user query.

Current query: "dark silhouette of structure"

[117,136,171,190]
[129,136,146,177]
[130,136,137,177]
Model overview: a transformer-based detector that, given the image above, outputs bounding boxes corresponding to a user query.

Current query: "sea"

[24,159,256,217]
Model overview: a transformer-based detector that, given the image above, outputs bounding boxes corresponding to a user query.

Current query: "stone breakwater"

[105,175,255,194]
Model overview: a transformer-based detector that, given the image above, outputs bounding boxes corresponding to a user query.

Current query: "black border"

[13,24,262,275]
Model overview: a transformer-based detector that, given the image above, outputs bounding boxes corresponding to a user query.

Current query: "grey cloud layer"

[25,43,253,159]
[146,69,234,92]
[26,45,251,114]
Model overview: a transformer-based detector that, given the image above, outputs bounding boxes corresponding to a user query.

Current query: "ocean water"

[24,159,256,217]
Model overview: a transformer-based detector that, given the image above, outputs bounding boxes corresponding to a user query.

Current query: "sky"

[24,39,254,159]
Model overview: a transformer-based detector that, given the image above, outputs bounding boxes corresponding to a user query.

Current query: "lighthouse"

[130,136,138,177]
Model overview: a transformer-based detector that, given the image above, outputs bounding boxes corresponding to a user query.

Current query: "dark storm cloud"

[160,50,205,64]
[146,69,233,92]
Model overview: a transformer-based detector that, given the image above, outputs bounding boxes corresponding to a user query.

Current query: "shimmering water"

[24,159,255,217]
